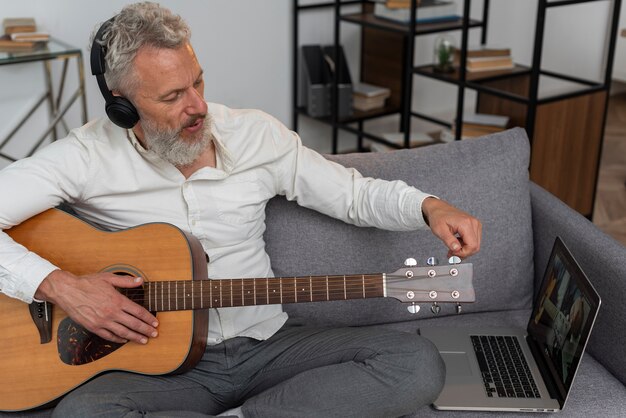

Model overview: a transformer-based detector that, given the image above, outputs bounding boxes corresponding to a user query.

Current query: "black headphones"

[90,17,140,129]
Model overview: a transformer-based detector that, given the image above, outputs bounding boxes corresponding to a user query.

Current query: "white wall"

[0,0,291,167]
[0,0,615,166]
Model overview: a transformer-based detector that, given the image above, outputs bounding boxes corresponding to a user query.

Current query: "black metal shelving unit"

[293,0,485,153]
[293,0,622,217]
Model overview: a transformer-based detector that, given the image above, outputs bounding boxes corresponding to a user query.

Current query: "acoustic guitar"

[0,208,475,411]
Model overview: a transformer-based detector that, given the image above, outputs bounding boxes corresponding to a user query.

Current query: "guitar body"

[0,209,209,411]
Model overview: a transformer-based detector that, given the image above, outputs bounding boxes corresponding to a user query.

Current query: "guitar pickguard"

[57,317,125,366]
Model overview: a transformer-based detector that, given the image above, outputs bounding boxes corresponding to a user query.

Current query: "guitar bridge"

[28,301,53,344]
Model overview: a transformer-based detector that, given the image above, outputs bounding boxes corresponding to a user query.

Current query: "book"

[352,82,390,111]
[373,1,458,23]
[2,18,36,35]
[462,112,509,128]
[465,55,514,72]
[10,32,49,42]
[449,113,510,138]
[353,95,388,111]
[453,45,511,59]
[370,132,436,151]
[384,0,422,8]
[0,34,39,51]
[353,82,391,98]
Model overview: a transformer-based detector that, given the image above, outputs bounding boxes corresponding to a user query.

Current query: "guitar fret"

[362,275,365,299]
[132,274,388,312]
[326,276,329,301]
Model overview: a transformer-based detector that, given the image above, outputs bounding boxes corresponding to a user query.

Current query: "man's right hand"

[35,270,159,344]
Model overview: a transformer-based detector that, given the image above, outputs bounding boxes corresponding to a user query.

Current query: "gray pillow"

[264,127,534,326]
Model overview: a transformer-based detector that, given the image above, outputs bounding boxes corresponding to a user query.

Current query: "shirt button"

[191,219,196,226]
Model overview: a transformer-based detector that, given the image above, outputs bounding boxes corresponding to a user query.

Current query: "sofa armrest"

[530,182,626,385]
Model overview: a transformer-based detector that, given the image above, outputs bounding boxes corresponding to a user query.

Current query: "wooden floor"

[592,92,626,247]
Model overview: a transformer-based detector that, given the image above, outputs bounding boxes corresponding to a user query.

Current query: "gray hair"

[92,2,191,97]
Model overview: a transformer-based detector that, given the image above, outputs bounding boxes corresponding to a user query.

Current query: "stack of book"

[352,82,391,111]
[0,18,49,52]
[454,44,514,72]
[373,0,458,24]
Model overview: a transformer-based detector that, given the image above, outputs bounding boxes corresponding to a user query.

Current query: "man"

[0,3,481,417]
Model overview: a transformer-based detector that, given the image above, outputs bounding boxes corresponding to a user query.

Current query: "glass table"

[0,37,88,162]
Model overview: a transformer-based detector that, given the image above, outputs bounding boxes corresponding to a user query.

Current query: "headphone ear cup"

[105,97,140,129]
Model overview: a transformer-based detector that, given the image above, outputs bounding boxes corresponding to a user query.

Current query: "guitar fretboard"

[131,275,385,312]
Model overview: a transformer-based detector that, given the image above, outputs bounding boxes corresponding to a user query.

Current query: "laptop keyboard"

[471,335,541,399]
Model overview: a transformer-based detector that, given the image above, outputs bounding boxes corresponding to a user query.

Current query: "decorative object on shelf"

[433,34,455,73]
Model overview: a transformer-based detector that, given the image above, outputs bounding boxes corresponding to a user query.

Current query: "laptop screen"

[527,237,601,404]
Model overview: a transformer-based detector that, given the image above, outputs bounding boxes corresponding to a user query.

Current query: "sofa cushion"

[264,128,534,326]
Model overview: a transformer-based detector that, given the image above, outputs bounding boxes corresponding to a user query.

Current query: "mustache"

[182,114,207,129]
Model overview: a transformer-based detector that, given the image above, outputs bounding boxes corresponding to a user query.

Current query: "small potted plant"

[433,35,455,73]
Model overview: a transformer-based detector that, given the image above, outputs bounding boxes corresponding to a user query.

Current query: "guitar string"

[120,274,463,307]
[119,274,441,298]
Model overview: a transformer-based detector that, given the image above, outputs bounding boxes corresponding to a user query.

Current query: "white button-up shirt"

[0,102,432,344]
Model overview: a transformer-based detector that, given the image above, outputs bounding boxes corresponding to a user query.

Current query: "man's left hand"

[421,197,482,259]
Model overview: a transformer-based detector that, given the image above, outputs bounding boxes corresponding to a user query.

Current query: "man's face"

[130,43,210,166]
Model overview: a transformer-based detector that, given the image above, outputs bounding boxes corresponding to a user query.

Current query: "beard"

[140,113,212,167]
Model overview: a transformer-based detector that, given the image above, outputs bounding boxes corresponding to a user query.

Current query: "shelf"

[296,104,401,124]
[414,64,531,84]
[293,0,620,218]
[341,12,483,35]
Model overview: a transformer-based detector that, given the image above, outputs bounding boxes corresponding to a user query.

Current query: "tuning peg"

[426,257,438,266]
[456,303,462,314]
[448,256,461,265]
[407,303,420,314]
[404,258,417,267]
[431,302,441,315]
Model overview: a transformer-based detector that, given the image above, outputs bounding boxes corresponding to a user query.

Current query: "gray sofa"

[264,127,626,417]
[5,128,626,417]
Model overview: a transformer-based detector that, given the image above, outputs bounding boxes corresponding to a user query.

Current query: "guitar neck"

[132,275,386,312]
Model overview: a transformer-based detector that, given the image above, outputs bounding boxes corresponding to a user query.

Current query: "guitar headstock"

[385,257,475,315]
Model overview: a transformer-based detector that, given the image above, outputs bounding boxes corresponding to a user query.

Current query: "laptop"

[420,237,601,412]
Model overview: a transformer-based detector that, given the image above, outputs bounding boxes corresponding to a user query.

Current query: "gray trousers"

[51,320,445,418]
